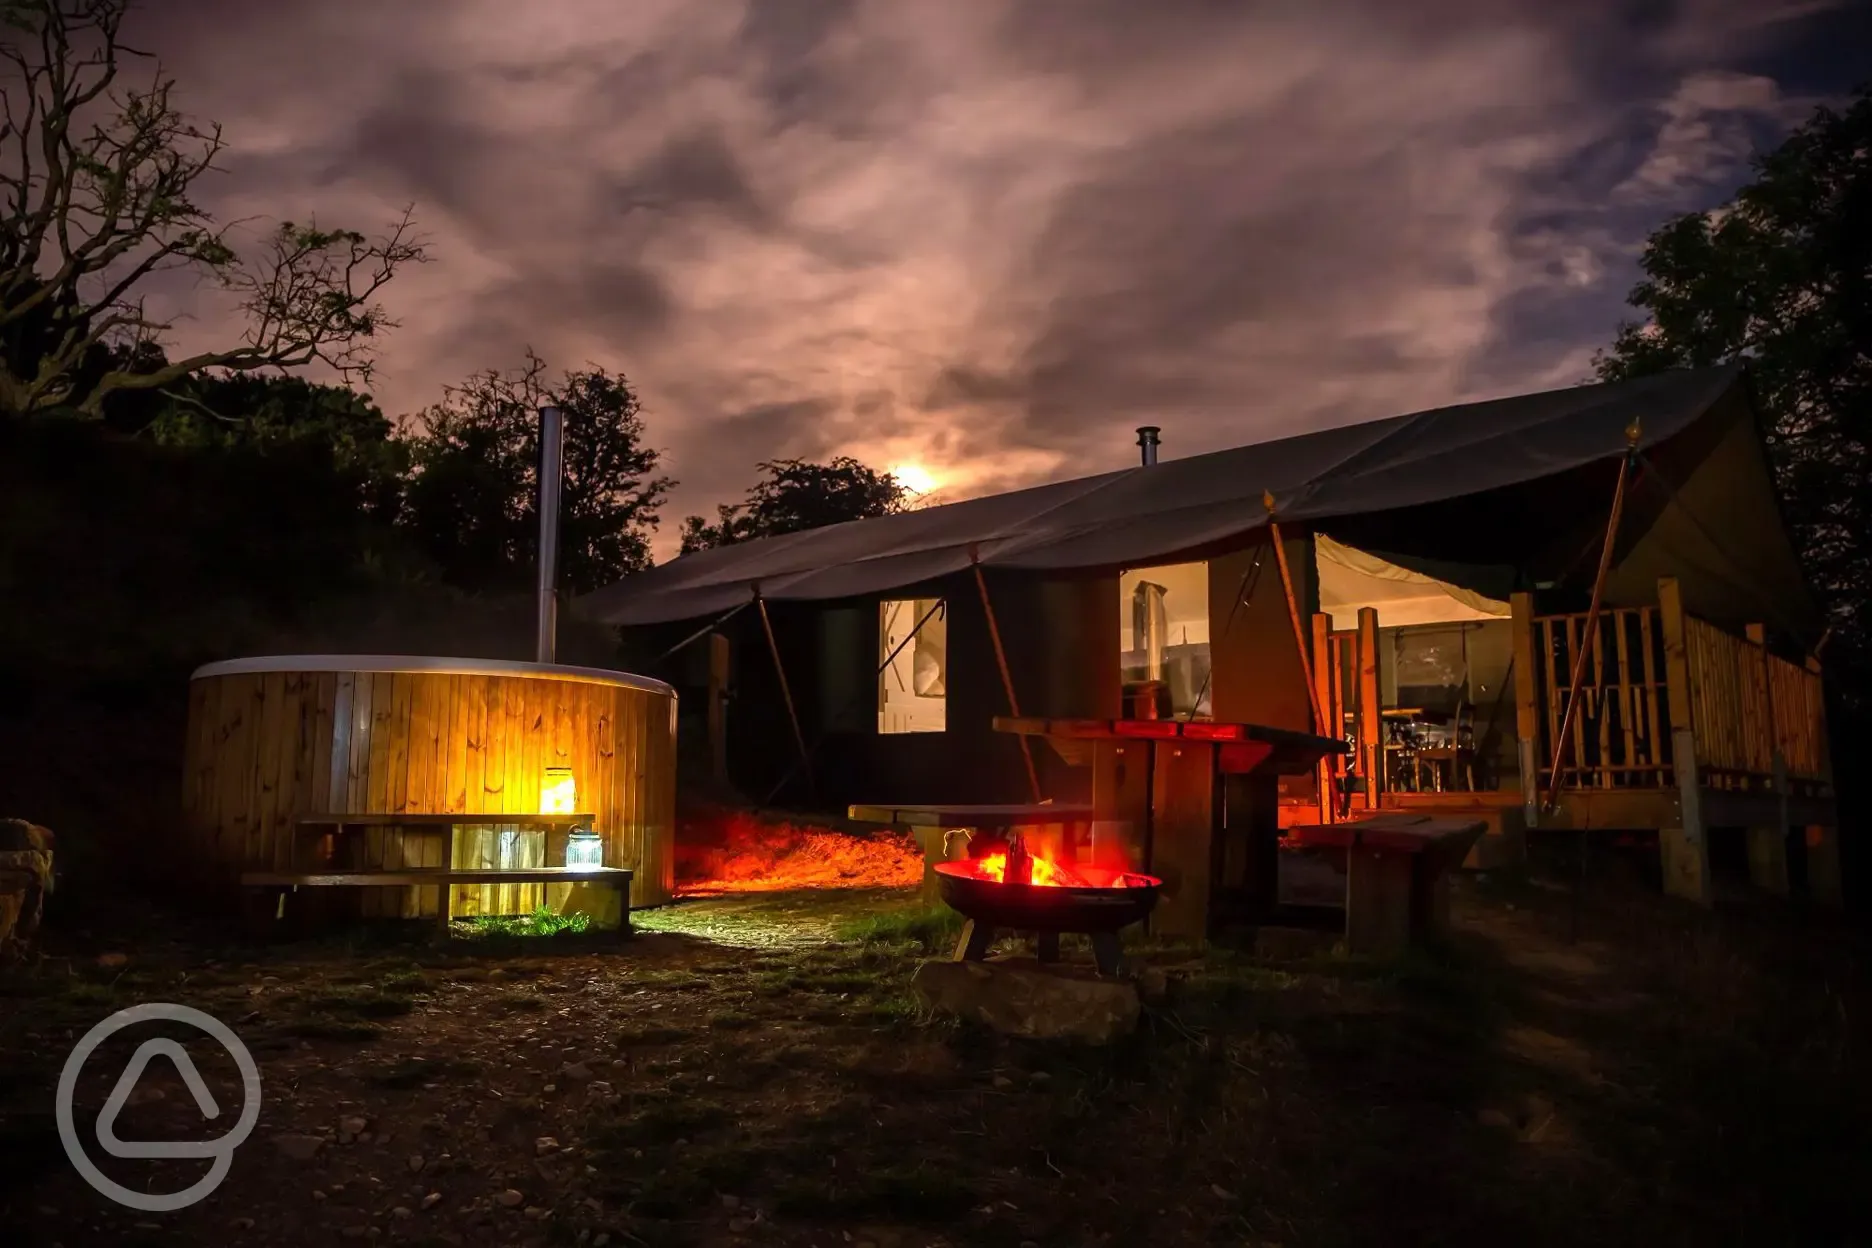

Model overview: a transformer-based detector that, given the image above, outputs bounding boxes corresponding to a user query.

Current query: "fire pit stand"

[955,920,1126,976]
[934,859,1161,978]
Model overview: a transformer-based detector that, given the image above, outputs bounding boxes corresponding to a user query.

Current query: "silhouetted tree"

[680,457,907,553]
[400,352,672,594]
[147,372,409,522]
[1596,84,1871,699]
[0,0,426,418]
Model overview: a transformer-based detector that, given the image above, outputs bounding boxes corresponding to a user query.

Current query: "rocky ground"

[1,870,1866,1248]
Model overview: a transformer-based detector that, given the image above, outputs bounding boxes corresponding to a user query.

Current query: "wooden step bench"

[1284,815,1486,957]
[240,866,634,938]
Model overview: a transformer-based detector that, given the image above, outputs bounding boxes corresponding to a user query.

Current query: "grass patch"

[275,1017,383,1041]
[631,970,713,991]
[707,1009,760,1031]
[772,1164,981,1223]
[610,1142,790,1220]
[616,1023,693,1046]
[784,970,879,995]
[300,988,416,1019]
[589,1100,733,1149]
[377,968,433,994]
[363,1055,484,1089]
[468,906,591,937]
[489,991,548,1014]
[834,905,964,951]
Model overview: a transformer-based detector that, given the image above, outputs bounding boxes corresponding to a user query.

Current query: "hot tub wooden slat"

[184,659,677,920]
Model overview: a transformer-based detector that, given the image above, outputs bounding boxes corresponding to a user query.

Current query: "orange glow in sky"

[890,463,939,496]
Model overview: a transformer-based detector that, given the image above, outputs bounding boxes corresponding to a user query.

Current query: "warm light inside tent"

[541,767,577,815]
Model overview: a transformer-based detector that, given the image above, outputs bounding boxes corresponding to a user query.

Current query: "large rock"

[912,957,1141,1044]
[0,819,55,954]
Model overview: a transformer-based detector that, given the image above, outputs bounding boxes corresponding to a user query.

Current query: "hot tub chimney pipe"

[1136,425,1160,466]
[536,404,564,665]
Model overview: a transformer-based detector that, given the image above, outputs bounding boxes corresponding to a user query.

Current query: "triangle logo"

[94,1038,228,1160]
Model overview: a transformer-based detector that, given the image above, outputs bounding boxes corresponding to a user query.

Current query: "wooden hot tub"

[182,655,677,924]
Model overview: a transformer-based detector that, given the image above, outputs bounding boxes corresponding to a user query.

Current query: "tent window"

[1119,562,1211,718]
[878,599,947,734]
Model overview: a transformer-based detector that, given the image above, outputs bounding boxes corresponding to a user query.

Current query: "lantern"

[541,766,577,815]
[565,827,603,868]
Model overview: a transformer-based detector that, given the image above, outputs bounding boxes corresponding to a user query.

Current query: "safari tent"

[580,364,1839,905]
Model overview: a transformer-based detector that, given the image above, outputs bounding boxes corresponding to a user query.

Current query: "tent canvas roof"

[580,364,1749,627]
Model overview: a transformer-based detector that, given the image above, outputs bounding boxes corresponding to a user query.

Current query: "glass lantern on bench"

[565,826,603,869]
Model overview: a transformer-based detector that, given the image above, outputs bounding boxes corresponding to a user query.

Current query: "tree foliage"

[0,0,426,418]
[147,371,409,522]
[1596,84,1871,684]
[400,352,672,595]
[681,456,908,553]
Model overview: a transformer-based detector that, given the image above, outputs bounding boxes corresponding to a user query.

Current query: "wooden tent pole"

[756,592,814,800]
[1543,422,1641,814]
[971,551,1043,803]
[1262,493,1330,736]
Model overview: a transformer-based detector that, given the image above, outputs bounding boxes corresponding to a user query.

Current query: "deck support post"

[1743,623,1791,897]
[1804,824,1843,908]
[1311,611,1338,822]
[1356,607,1382,811]
[1657,577,1711,905]
[1803,654,1843,909]
[1510,592,1541,829]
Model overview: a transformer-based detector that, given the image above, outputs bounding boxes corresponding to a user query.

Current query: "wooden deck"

[1301,575,1839,905]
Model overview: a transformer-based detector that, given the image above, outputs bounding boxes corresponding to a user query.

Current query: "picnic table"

[993,716,1348,940]
[846,801,1094,900]
[1284,813,1486,956]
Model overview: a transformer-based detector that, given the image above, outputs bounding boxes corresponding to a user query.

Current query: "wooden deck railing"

[1682,615,1829,787]
[1526,577,1829,795]
[1530,605,1672,789]
[1306,576,1830,811]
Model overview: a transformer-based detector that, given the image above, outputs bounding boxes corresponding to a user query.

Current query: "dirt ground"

[2,866,1867,1248]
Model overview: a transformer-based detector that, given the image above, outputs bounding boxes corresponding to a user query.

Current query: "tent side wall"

[699,571,1121,810]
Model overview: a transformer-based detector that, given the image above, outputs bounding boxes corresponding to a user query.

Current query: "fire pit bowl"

[934,859,1161,976]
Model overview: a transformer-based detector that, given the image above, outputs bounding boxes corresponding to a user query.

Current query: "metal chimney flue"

[535,404,565,665]
[1136,425,1161,466]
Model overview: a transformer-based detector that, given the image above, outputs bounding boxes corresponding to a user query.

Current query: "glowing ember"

[677,810,924,895]
[947,852,1146,889]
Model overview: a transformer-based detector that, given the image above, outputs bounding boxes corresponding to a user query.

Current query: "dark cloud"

[608,129,773,229]
[118,0,1863,559]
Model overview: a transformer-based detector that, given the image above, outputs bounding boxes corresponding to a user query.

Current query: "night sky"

[133,0,1869,558]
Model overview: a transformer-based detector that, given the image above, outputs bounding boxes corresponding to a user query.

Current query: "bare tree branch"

[0,0,429,418]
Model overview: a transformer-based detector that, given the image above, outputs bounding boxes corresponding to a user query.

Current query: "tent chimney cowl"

[1136,426,1161,466]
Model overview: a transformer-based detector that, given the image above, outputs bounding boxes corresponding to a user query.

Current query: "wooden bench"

[241,866,634,938]
[1284,814,1486,956]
